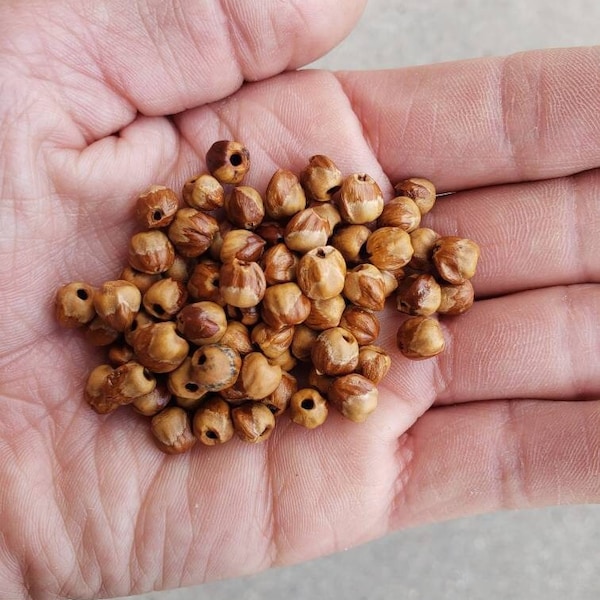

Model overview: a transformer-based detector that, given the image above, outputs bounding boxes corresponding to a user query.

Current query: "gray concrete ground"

[122,1,600,599]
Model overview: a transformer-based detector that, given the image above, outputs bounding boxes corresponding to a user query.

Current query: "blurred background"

[125,1,600,598]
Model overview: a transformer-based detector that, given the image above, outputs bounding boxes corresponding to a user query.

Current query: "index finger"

[336,47,600,190]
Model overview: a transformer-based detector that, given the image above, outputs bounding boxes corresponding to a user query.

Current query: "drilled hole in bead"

[301,398,315,410]
[266,404,279,414]
[196,354,207,366]
[143,368,153,380]
[316,248,326,258]
[205,430,218,440]
[76,288,89,300]
[342,335,352,343]
[152,303,165,315]
[357,174,368,182]
[229,153,243,166]
[185,382,199,392]
[152,210,163,221]
[326,185,341,196]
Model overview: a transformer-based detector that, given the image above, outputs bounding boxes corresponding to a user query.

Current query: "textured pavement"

[120,1,600,599]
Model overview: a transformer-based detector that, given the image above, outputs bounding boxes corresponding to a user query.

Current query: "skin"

[0,0,599,597]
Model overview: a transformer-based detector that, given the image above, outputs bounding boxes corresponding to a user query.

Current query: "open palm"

[1,1,599,598]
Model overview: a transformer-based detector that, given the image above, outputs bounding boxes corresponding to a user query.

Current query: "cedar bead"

[84,364,119,414]
[187,260,224,304]
[128,230,175,274]
[396,316,445,359]
[132,383,171,416]
[260,282,311,330]
[254,221,286,247]
[167,357,208,407]
[219,321,254,356]
[103,361,156,404]
[300,154,343,202]
[151,406,197,454]
[182,173,224,211]
[310,202,342,234]
[432,236,480,284]
[307,367,334,396]
[396,273,442,317]
[219,229,265,263]
[330,225,371,264]
[231,402,275,443]
[164,255,191,283]
[304,295,346,331]
[208,220,233,261]
[189,344,242,392]
[176,301,227,345]
[132,321,189,373]
[311,327,359,376]
[93,280,141,332]
[55,282,96,328]
[251,323,295,359]
[84,316,120,347]
[377,196,421,232]
[167,207,219,258]
[328,373,378,423]
[296,246,346,300]
[119,266,161,294]
[284,208,330,254]
[366,227,414,272]
[219,259,266,308]
[261,243,298,285]
[238,352,282,400]
[339,305,380,346]
[265,169,306,219]
[193,397,234,445]
[343,264,387,311]
[124,311,154,346]
[408,228,441,271]
[338,173,384,224]
[290,324,319,362]
[438,280,475,315]
[289,388,328,429]
[394,177,436,215]
[355,345,391,384]
[206,140,250,185]
[224,186,265,230]
[135,185,179,229]
[260,371,297,416]
[143,278,188,320]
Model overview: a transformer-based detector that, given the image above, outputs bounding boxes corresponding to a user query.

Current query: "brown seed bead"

[396,273,442,317]
[291,324,319,362]
[226,305,260,327]
[339,305,380,346]
[93,280,141,332]
[251,323,295,359]
[224,186,265,230]
[107,343,135,367]
[394,177,436,215]
[297,246,346,300]
[220,259,266,308]
[381,269,400,297]
[366,227,414,272]
[187,260,224,304]
[261,243,298,285]
[260,282,311,330]
[396,316,445,359]
[55,282,96,328]
[151,407,197,455]
[208,220,233,261]
[260,371,297,416]
[312,327,359,376]
[132,383,171,417]
[231,402,275,443]
[119,266,161,294]
[190,344,242,392]
[438,280,475,315]
[408,228,441,271]
[84,316,120,347]
[289,388,328,429]
[128,230,175,274]
[310,202,342,234]
[238,352,282,400]
[84,365,119,414]
[103,361,156,404]
[330,225,371,264]
[124,311,154,346]
[268,348,297,372]
[167,207,219,258]
[132,321,189,373]
[254,221,285,247]
[167,357,207,407]
[300,154,343,202]
[136,185,179,229]
[193,397,234,446]
[356,345,391,384]
[164,255,191,283]
[219,229,266,263]
[206,140,251,185]
[304,295,346,331]
[220,321,254,356]
[329,373,378,423]
[143,278,188,320]
[265,169,306,219]
[218,380,249,405]
[182,173,224,211]
[308,367,334,396]
[338,173,384,224]
[176,301,227,345]
[284,208,330,254]
[377,196,421,232]
[432,237,480,284]
[343,264,387,311]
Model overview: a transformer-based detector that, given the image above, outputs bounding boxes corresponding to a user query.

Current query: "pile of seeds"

[55,141,479,454]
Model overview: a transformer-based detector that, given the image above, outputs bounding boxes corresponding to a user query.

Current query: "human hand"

[1,0,599,597]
